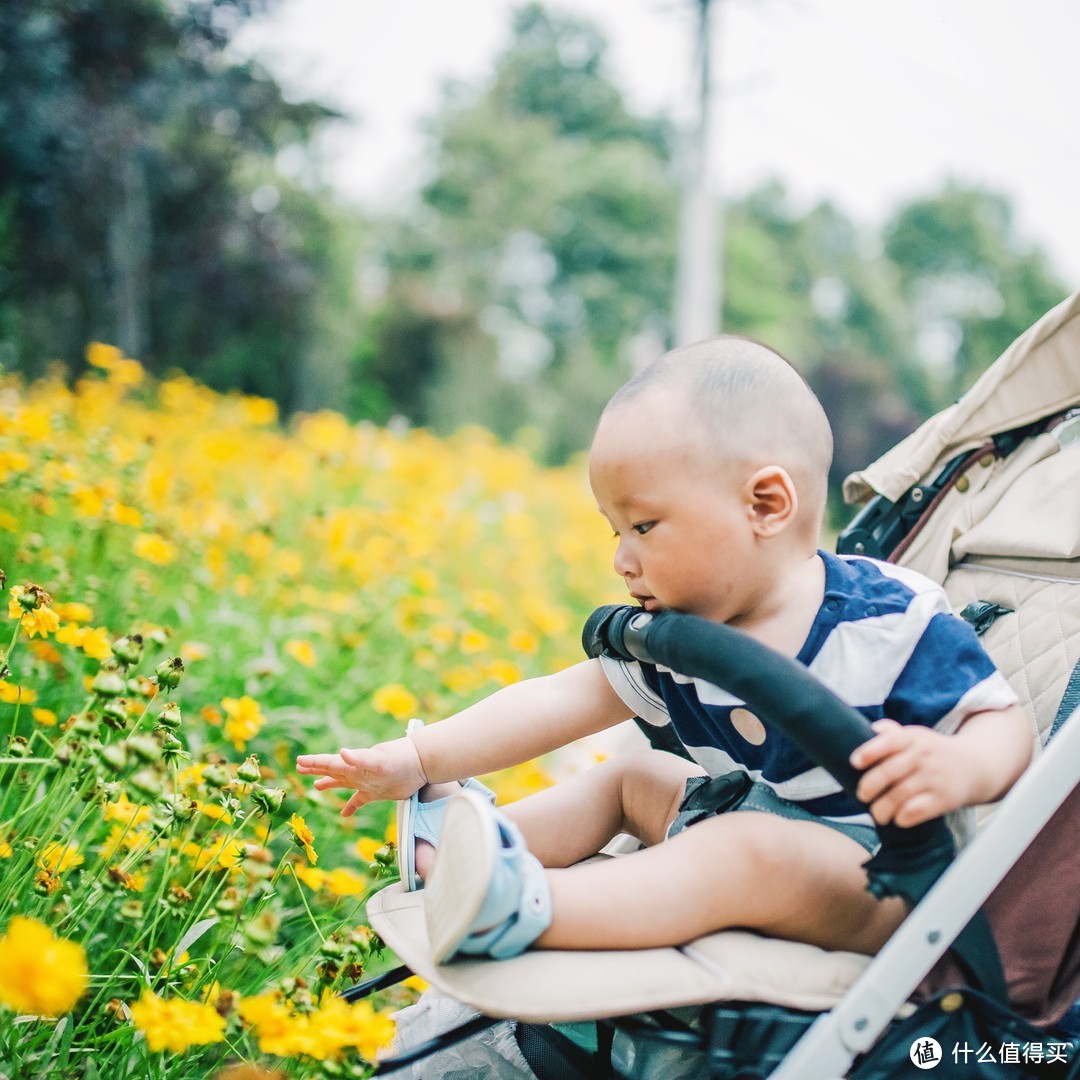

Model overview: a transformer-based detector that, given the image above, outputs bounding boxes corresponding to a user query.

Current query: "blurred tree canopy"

[0,0,354,409]
[0,0,1070,494]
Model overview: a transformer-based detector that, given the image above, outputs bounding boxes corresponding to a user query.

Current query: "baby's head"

[589,336,833,620]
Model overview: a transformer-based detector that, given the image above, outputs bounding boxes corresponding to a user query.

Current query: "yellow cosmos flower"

[36,842,84,875]
[222,695,266,751]
[133,533,177,566]
[354,836,384,863]
[291,864,326,891]
[508,630,539,654]
[129,989,227,1053]
[371,683,419,720]
[110,502,143,527]
[8,586,60,638]
[32,708,58,726]
[0,916,89,1017]
[0,680,37,704]
[288,813,318,865]
[86,341,123,369]
[0,840,11,859]
[283,639,317,668]
[321,867,367,897]
[53,601,93,624]
[459,628,490,655]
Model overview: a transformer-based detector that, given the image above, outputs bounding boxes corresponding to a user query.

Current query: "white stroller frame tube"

[771,703,1080,1080]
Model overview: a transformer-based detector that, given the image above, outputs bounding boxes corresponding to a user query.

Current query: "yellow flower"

[288,813,318,865]
[239,992,301,1056]
[36,842,84,875]
[354,836,384,863]
[283,639,317,668]
[0,840,11,859]
[129,989,227,1053]
[133,532,177,566]
[508,630,539,654]
[0,916,89,1017]
[32,708,57,726]
[371,683,419,720]
[8,586,60,638]
[222,695,266,751]
[323,866,368,897]
[291,864,327,891]
[459,628,490,655]
[0,680,37,704]
[87,341,123,369]
[51,601,93,624]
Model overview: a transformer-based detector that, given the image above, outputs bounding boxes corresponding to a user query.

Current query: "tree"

[0,0,348,411]
[357,3,679,460]
[884,182,1067,403]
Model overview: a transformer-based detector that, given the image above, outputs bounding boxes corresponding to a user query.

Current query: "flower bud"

[159,792,197,823]
[99,744,128,773]
[215,887,241,914]
[319,935,347,960]
[127,769,162,801]
[202,763,232,790]
[251,784,286,815]
[243,911,279,947]
[127,735,161,763]
[154,657,185,692]
[156,701,182,731]
[70,714,99,737]
[91,662,127,699]
[111,634,144,668]
[6,735,30,758]
[236,755,261,784]
[118,900,144,921]
[101,699,130,731]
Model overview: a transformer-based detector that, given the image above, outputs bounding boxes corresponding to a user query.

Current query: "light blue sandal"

[425,788,552,964]
[396,719,496,891]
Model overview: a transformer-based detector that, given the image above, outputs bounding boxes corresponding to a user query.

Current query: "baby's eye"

[633,521,655,535]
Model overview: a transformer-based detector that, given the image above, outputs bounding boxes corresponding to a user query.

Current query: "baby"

[298,336,1030,963]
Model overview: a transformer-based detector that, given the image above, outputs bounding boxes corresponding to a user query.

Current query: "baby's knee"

[611,748,705,844]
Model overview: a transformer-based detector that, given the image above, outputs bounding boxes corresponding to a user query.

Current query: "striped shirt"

[600,551,1017,826]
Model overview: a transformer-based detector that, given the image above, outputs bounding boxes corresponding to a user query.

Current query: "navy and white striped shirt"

[601,551,1017,826]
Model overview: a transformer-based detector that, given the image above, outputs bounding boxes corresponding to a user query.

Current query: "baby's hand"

[296,737,427,817]
[850,719,973,828]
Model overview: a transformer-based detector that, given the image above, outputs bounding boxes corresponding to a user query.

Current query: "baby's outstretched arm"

[850,704,1031,828]
[297,659,632,816]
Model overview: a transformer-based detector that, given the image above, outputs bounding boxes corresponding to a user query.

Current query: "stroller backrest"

[841,288,1080,753]
[839,288,1080,1024]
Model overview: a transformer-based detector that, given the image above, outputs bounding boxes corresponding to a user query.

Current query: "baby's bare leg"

[500,748,706,868]
[535,812,906,956]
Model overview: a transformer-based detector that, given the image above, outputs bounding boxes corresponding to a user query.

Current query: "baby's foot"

[415,781,462,880]
[425,789,551,963]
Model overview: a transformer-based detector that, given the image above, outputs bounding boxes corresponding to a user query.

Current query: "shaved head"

[599,335,833,534]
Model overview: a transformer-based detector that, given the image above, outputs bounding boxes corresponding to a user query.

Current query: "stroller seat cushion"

[367,881,874,1023]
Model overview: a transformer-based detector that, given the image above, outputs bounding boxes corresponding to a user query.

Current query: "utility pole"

[674,0,721,344]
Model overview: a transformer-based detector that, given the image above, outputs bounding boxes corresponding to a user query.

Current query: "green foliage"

[0,0,351,413]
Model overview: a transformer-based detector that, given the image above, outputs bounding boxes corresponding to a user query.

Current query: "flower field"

[0,345,619,1078]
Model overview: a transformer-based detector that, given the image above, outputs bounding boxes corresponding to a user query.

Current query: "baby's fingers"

[296,753,345,774]
[341,791,368,818]
[313,776,351,791]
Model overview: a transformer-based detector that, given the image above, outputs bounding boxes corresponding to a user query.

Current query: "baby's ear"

[746,466,798,537]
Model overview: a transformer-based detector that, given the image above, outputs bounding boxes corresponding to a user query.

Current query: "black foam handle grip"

[588,604,869,795]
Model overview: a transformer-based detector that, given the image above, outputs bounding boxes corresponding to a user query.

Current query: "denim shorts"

[666,772,880,854]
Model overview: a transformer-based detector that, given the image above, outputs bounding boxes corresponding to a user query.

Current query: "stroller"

[350,288,1080,1079]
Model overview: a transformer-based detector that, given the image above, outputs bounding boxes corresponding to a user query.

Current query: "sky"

[235,0,1080,285]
